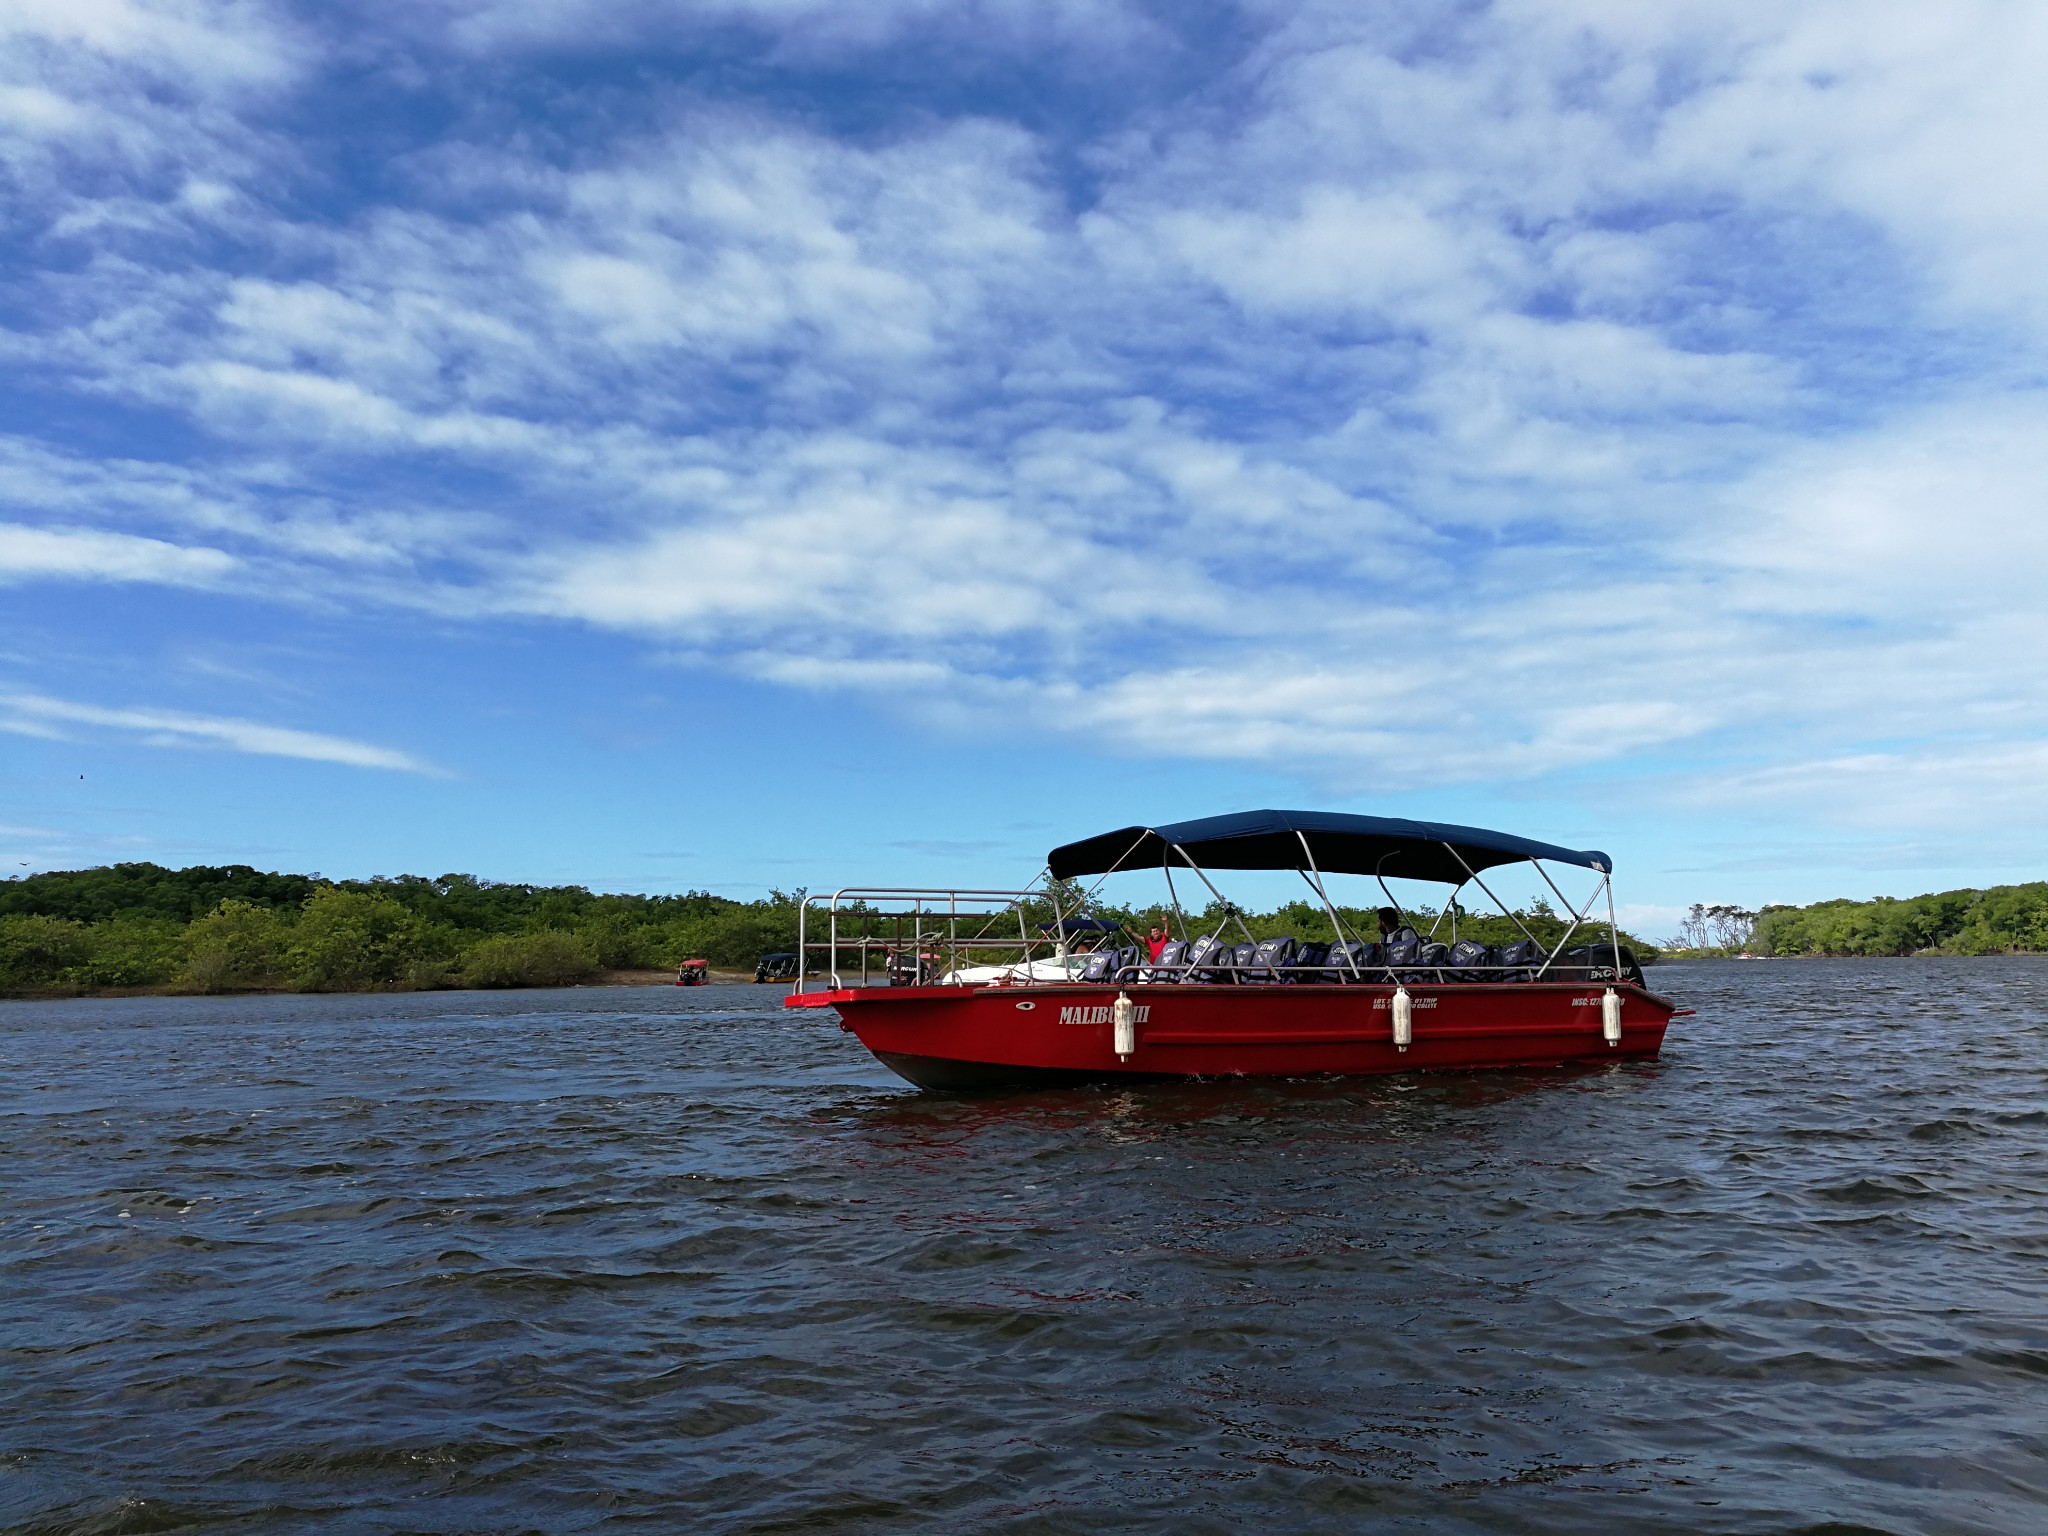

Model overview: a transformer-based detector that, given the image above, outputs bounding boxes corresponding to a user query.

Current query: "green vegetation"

[75,857,2048,996]
[1750,883,2048,957]
[0,863,809,996]
[459,931,600,989]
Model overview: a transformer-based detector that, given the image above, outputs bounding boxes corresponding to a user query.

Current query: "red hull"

[787,980,1677,1089]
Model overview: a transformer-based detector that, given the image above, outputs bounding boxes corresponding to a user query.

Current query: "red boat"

[785,809,1688,1089]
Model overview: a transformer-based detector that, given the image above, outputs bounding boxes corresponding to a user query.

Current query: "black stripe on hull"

[871,1051,1164,1091]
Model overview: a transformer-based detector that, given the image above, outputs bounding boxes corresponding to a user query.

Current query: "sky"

[3,0,2046,936]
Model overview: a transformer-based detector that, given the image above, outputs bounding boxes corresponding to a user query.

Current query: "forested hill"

[1753,883,2048,956]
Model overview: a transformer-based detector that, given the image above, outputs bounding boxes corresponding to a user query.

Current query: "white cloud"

[0,692,441,774]
[0,523,236,585]
[439,0,1165,59]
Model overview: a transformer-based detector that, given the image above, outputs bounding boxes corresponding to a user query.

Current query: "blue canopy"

[1047,809,1610,885]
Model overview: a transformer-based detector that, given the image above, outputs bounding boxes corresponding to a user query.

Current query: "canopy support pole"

[1076,829,1153,908]
[1533,872,1607,979]
[1373,857,1407,930]
[1427,882,1466,941]
[1440,844,1543,950]
[1170,844,1259,946]
[1606,878,1624,979]
[1296,830,1362,978]
[1161,854,1190,943]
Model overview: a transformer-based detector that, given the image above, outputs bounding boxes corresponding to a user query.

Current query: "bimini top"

[1047,809,1610,885]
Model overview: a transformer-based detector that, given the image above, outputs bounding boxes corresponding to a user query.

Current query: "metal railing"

[789,844,1630,994]
[794,887,1081,994]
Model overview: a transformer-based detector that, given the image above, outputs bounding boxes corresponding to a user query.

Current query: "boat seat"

[1325,938,1378,982]
[1382,931,1428,983]
[1197,938,1256,984]
[1380,933,1421,968]
[1248,936,1296,981]
[1079,951,1117,984]
[1447,937,1492,981]
[1184,933,1230,983]
[1142,939,1188,982]
[1286,939,1329,980]
[1495,939,1543,980]
[1416,941,1452,981]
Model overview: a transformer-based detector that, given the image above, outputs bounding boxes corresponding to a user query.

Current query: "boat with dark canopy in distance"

[784,809,1690,1089]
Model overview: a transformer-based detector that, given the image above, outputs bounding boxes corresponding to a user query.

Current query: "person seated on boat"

[1376,906,1423,971]
[1377,907,1419,946]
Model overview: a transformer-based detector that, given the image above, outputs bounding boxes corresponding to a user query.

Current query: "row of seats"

[1076,932,1643,986]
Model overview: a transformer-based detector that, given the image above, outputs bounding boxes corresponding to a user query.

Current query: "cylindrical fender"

[1113,991,1136,1059]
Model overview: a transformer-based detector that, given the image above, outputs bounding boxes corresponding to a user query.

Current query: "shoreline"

[0,966,770,1002]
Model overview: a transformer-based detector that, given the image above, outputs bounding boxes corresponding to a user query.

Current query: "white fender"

[1113,991,1136,1059]
[1392,986,1412,1052]
[1602,987,1622,1047]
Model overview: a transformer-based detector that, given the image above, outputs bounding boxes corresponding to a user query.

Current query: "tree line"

[1747,882,2048,957]
[0,864,805,995]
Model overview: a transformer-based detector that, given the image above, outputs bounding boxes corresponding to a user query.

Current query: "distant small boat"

[754,952,800,983]
[785,810,1688,1089]
[675,958,709,987]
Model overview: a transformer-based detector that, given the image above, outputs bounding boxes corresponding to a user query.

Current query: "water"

[2,960,2044,1535]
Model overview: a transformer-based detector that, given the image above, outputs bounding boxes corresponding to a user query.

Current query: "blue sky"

[4,0,2047,936]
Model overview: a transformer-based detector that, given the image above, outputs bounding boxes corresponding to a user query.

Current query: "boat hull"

[787,980,1677,1089]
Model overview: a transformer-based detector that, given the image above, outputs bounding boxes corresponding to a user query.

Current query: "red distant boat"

[785,810,1688,1089]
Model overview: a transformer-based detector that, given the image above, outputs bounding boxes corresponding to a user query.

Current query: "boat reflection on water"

[787,812,1688,1091]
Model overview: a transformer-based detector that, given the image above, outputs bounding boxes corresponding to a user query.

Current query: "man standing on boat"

[1146,922,1171,963]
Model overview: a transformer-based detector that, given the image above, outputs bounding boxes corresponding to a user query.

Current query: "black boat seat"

[1184,933,1229,982]
[1143,939,1188,982]
[1325,938,1378,981]
[1286,939,1330,980]
[1447,937,1491,980]
[1495,939,1543,980]
[1248,936,1296,981]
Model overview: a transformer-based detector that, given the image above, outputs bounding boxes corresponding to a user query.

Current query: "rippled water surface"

[4,960,2046,1534]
